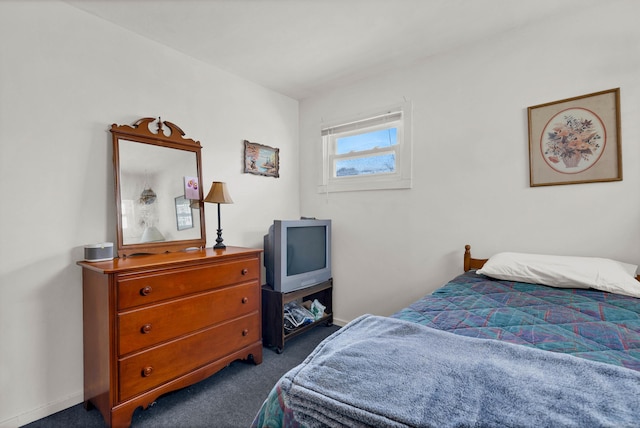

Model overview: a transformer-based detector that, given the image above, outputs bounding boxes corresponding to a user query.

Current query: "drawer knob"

[141,324,152,334]
[242,329,249,336]
[142,366,154,377]
[140,286,153,296]
[241,268,249,275]
[242,297,249,304]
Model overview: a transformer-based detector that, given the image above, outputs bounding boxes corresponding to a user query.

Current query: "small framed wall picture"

[174,195,194,231]
[527,88,621,187]
[243,140,279,178]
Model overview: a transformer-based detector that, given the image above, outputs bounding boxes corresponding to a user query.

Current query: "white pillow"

[476,252,640,298]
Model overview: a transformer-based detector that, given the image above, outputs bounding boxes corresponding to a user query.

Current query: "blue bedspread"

[394,271,640,370]
[252,271,640,427]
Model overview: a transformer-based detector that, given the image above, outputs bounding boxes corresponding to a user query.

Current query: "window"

[319,102,411,193]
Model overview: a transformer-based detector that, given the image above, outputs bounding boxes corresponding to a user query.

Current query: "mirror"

[112,117,206,256]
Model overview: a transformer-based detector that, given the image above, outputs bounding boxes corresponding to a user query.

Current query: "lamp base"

[214,228,225,249]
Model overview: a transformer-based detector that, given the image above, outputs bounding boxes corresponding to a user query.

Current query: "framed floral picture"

[527,88,621,187]
[243,140,279,178]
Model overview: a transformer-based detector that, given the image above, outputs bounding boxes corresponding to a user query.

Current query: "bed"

[251,245,640,427]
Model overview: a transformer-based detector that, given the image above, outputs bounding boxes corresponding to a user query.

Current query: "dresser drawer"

[118,282,259,355]
[117,258,259,310]
[118,313,260,402]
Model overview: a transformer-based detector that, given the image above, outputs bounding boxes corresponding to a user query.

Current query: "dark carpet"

[23,324,340,428]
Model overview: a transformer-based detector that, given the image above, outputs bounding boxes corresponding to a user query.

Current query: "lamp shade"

[204,181,234,204]
[140,226,165,243]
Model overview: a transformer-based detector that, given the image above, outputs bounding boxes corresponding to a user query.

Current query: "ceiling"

[65,0,599,100]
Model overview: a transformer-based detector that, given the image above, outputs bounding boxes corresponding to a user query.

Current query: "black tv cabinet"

[261,279,333,353]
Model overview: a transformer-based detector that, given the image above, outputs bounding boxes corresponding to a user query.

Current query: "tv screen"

[264,219,332,293]
[287,226,327,276]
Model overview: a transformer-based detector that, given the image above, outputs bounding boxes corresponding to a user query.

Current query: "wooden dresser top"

[77,246,262,274]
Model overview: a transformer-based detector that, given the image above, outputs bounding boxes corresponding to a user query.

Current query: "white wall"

[2,0,639,425]
[299,0,640,324]
[0,2,299,426]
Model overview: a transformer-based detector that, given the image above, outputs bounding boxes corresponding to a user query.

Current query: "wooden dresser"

[77,246,263,428]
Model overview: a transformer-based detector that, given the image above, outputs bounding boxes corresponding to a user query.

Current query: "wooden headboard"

[464,244,640,282]
[463,245,487,272]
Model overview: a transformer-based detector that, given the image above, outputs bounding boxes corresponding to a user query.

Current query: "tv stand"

[261,279,333,353]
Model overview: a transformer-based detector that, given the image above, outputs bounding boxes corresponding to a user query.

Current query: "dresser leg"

[247,344,263,364]
[111,408,135,428]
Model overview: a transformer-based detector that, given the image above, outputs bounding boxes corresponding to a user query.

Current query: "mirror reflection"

[111,117,206,256]
[118,139,202,245]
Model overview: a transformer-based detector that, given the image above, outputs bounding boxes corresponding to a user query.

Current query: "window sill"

[317,177,412,193]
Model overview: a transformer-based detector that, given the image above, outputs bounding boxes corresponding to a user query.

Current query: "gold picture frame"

[527,88,621,187]
[243,140,280,178]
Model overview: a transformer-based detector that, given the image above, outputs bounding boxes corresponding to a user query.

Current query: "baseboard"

[331,317,348,327]
[0,391,83,428]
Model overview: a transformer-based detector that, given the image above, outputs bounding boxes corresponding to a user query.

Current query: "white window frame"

[318,101,412,193]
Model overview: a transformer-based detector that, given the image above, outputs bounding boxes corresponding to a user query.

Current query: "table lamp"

[203,181,234,249]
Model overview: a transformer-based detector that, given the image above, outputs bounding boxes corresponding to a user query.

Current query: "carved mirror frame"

[111,117,206,257]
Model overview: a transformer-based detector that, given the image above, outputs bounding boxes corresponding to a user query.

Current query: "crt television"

[264,219,332,293]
